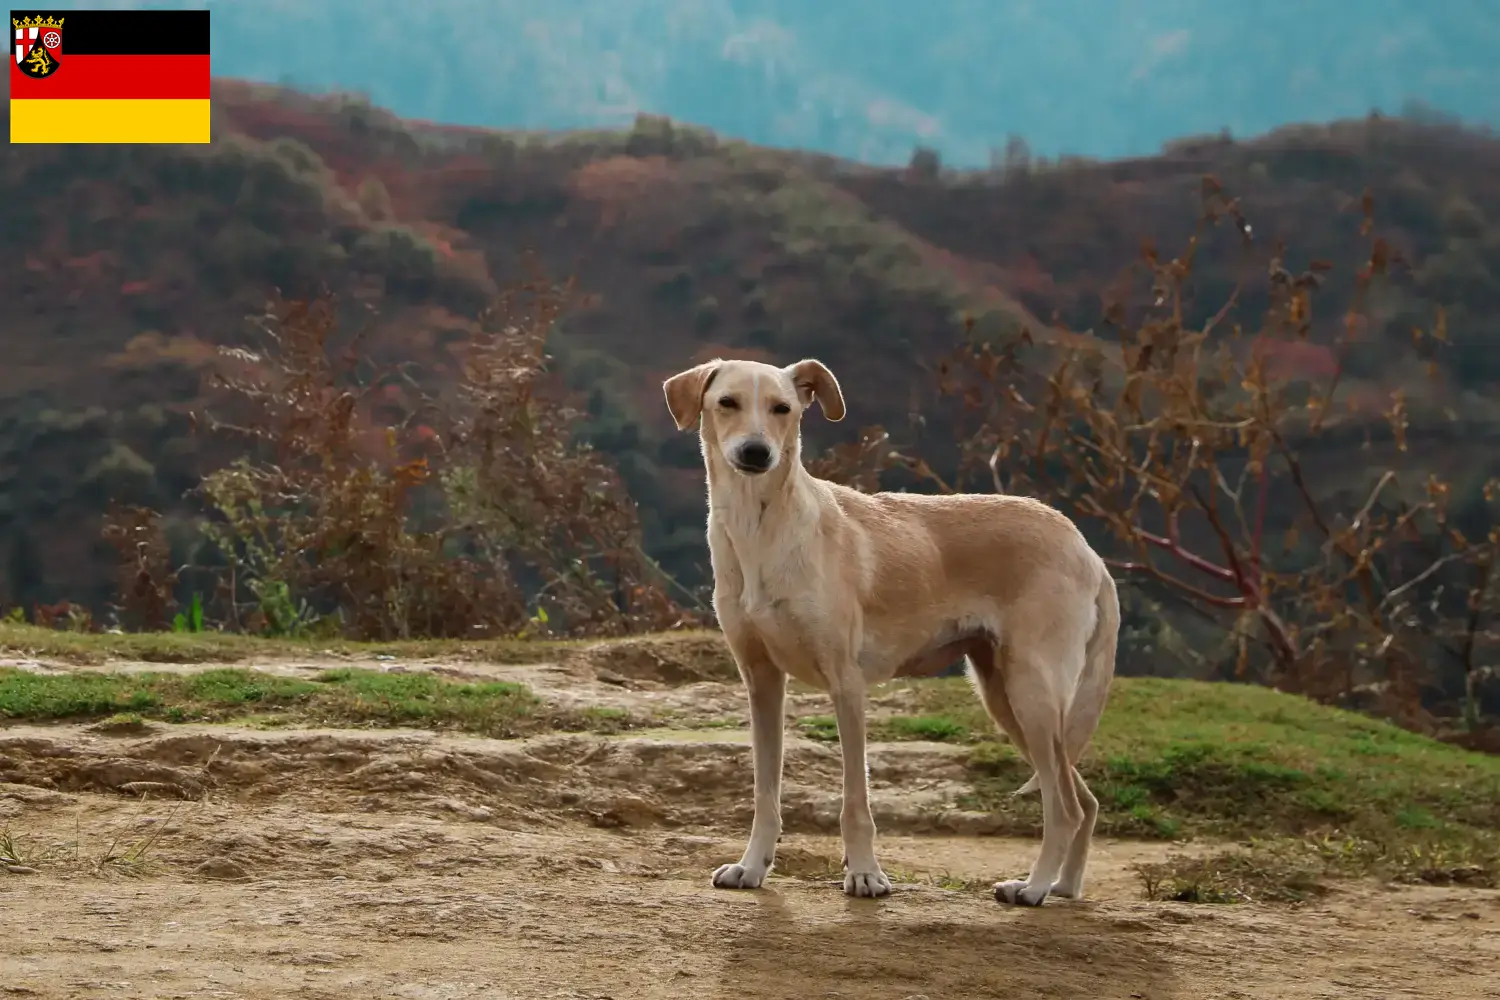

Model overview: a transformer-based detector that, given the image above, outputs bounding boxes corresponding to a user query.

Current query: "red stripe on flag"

[10,54,210,100]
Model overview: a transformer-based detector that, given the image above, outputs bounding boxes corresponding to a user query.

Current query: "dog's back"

[840,487,1104,603]
[818,485,1110,677]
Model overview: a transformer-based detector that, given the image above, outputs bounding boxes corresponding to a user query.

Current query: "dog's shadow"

[709,883,1186,1000]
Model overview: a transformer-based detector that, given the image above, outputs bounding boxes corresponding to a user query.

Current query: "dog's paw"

[993,879,1050,907]
[843,869,892,898]
[712,862,768,890]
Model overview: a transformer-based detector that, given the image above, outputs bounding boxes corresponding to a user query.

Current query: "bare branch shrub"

[100,503,178,631]
[820,178,1498,729]
[167,257,688,640]
[440,261,690,636]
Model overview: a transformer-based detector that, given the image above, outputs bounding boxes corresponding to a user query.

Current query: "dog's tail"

[1012,569,1119,796]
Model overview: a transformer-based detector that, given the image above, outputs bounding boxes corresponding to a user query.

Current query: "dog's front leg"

[828,668,891,898]
[713,639,786,890]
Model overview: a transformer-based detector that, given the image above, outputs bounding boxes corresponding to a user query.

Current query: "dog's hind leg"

[977,642,1097,900]
[1050,578,1118,899]
[1049,767,1099,899]
[967,642,1033,776]
[713,634,786,890]
[990,636,1087,908]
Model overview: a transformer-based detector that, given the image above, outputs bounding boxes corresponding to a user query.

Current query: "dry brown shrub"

[130,255,693,641]
[100,504,178,632]
[820,178,1499,729]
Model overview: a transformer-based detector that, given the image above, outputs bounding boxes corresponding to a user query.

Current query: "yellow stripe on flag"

[10,99,210,144]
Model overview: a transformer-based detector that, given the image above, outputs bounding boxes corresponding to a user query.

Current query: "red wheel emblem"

[41,31,61,49]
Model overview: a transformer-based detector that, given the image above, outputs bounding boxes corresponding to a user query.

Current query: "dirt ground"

[2,641,1499,1000]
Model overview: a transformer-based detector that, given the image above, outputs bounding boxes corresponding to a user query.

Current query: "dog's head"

[662,357,845,476]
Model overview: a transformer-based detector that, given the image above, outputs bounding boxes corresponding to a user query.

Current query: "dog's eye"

[717,396,739,409]
[771,402,792,415]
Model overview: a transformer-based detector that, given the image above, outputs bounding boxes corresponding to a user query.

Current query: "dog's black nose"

[737,441,771,471]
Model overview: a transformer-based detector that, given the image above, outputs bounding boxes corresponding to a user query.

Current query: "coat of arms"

[13,14,63,78]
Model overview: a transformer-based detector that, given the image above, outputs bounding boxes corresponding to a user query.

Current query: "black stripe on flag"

[9,9,209,55]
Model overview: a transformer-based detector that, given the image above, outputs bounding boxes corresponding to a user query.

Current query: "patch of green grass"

[0,666,636,738]
[893,675,1500,883]
[302,668,542,732]
[878,714,972,743]
[86,711,155,735]
[798,715,839,742]
[795,712,972,744]
[0,622,726,667]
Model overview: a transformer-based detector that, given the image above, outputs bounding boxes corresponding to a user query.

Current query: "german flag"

[10,8,209,144]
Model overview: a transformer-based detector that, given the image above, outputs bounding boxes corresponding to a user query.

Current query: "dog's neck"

[702,432,814,543]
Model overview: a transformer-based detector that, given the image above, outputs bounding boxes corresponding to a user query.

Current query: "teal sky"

[36,0,1500,166]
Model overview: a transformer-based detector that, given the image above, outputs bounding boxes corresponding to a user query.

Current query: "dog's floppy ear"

[662,360,722,431]
[787,359,846,422]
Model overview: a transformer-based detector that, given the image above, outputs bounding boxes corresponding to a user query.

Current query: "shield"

[14,18,63,78]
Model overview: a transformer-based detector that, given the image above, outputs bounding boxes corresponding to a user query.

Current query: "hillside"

[2,81,1500,626]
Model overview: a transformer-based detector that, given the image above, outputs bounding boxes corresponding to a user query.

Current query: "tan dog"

[662,357,1119,905]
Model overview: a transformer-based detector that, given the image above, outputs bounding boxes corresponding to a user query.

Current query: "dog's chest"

[708,516,816,620]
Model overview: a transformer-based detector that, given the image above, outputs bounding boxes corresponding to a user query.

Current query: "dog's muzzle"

[731,440,773,475]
